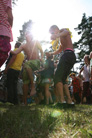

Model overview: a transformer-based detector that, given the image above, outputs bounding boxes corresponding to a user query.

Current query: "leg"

[13,71,19,104]
[56,82,65,103]
[26,67,36,96]
[63,84,72,104]
[23,84,29,105]
[44,83,53,104]
[54,87,59,102]
[7,69,14,104]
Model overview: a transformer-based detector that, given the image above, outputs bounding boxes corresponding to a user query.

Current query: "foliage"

[74,13,92,63]
[17,20,33,42]
[12,0,18,6]
[0,103,92,138]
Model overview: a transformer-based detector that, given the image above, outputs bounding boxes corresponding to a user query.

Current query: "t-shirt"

[72,77,81,93]
[83,65,90,82]
[0,0,13,41]
[90,59,92,73]
[10,48,24,71]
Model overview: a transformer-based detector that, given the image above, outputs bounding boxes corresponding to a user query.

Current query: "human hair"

[84,55,90,62]
[69,73,75,77]
[15,42,21,48]
[49,25,59,33]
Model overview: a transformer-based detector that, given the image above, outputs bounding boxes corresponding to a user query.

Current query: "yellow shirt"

[10,48,24,71]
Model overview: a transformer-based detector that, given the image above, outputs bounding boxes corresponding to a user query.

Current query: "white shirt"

[83,64,90,82]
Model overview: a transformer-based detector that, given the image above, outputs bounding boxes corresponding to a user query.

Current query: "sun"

[31,22,51,41]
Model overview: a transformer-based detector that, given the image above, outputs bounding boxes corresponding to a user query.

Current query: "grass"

[0,103,92,138]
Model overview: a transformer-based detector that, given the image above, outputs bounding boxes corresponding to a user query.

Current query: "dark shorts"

[54,50,76,85]
[0,36,11,67]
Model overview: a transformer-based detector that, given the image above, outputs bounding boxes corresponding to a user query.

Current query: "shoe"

[67,102,75,108]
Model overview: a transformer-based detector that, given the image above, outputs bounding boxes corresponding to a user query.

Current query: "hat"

[69,73,75,77]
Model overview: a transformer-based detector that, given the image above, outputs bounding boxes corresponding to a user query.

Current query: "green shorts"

[23,60,40,84]
[41,78,53,84]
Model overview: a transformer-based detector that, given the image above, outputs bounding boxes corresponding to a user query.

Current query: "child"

[40,53,54,104]
[69,73,82,104]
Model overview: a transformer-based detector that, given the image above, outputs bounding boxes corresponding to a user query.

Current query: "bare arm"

[79,67,84,75]
[11,45,24,55]
[50,45,62,55]
[90,67,92,81]
[6,7,13,27]
[4,55,16,73]
[77,76,83,89]
[51,29,69,40]
[45,45,62,57]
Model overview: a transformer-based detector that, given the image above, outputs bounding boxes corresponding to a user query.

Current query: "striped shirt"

[0,0,13,41]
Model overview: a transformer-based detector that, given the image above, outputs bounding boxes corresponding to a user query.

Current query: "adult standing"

[47,25,76,105]
[4,42,24,104]
[79,55,90,104]
[0,0,13,68]
[11,31,44,105]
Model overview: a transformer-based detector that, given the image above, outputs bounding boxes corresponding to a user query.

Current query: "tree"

[17,20,33,42]
[74,13,92,63]
[12,0,18,6]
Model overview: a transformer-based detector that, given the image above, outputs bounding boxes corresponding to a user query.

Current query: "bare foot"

[30,89,36,97]
[67,99,73,104]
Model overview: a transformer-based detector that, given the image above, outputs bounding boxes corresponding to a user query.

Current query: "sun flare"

[31,22,51,41]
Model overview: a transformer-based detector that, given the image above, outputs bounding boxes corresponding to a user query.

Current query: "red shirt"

[0,0,13,41]
[72,77,81,94]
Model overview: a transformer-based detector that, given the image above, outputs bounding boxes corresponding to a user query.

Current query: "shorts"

[54,50,76,85]
[23,59,40,84]
[41,78,53,84]
[0,36,11,67]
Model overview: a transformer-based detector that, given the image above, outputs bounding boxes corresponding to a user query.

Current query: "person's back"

[0,0,13,67]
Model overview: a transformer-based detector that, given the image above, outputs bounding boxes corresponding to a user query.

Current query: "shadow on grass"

[0,103,92,138]
[0,104,61,138]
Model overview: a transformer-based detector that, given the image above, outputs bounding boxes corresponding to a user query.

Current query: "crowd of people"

[0,0,92,106]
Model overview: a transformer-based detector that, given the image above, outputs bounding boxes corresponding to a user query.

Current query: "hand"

[51,34,57,40]
[4,69,8,74]
[45,52,51,57]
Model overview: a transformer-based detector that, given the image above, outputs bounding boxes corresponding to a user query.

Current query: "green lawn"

[0,102,92,138]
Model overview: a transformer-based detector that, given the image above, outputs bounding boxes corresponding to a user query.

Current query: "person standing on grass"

[79,55,91,104]
[46,25,76,105]
[4,42,24,104]
[0,0,13,68]
[11,31,44,105]
[40,53,54,104]
[69,73,82,104]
